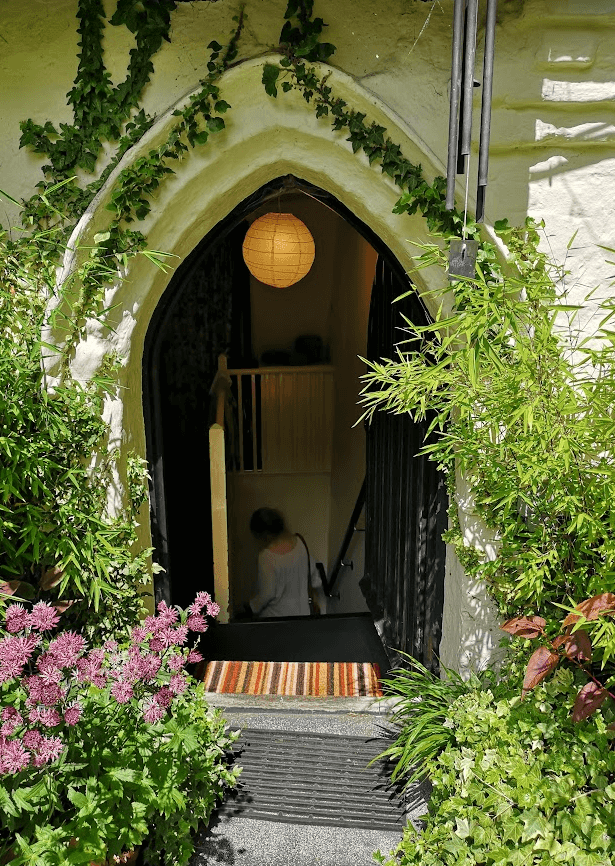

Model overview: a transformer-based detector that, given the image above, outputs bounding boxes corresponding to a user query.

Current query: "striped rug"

[196,660,383,697]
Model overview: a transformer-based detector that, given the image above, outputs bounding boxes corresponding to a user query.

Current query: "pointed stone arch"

[50,56,502,671]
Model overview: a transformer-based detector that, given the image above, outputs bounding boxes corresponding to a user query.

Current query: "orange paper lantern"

[242,212,315,288]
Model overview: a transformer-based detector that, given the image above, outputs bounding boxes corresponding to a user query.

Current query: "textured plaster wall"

[2,0,614,672]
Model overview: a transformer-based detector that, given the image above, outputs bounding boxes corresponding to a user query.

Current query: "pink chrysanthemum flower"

[4,603,30,634]
[207,601,220,618]
[138,653,161,682]
[154,686,173,709]
[32,735,63,768]
[156,601,179,627]
[36,654,64,683]
[186,614,208,632]
[143,700,165,724]
[170,625,189,645]
[22,730,44,751]
[143,615,158,633]
[34,707,62,728]
[148,636,165,653]
[0,739,30,774]
[46,632,85,668]
[104,639,118,651]
[111,682,134,704]
[1,707,22,736]
[26,675,66,708]
[130,625,148,645]
[63,703,83,726]
[0,633,40,683]
[29,601,60,633]
[187,649,203,664]
[167,653,185,672]
[169,673,188,696]
[188,591,212,615]
[0,633,40,666]
[2,707,23,724]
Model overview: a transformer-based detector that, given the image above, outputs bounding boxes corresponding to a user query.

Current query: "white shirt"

[249,537,324,619]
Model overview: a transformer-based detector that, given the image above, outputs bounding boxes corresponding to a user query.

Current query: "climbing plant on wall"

[1,0,244,631]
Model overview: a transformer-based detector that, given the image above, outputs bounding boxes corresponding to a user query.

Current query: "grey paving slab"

[204,692,402,715]
[220,709,393,739]
[191,815,404,866]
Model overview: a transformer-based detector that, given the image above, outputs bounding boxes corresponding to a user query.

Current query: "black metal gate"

[363,256,447,671]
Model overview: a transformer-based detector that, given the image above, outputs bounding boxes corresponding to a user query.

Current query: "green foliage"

[143,686,241,866]
[1,2,248,629]
[373,655,498,787]
[361,224,615,669]
[376,668,615,866]
[2,684,239,866]
[0,202,155,631]
[18,0,176,225]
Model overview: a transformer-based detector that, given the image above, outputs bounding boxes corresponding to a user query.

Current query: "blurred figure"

[247,508,327,619]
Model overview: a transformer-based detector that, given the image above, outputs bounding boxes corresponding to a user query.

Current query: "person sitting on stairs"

[246,507,327,619]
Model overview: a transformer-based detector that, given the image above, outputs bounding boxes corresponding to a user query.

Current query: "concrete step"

[190,694,427,866]
[192,816,404,866]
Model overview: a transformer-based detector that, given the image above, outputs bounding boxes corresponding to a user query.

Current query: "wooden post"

[209,423,229,623]
[209,354,230,623]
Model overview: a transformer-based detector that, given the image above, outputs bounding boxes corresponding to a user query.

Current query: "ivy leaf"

[214,100,231,114]
[522,646,559,696]
[454,817,471,838]
[206,117,225,133]
[262,64,280,98]
[572,681,608,723]
[520,810,550,841]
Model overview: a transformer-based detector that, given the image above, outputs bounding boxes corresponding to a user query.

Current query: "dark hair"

[250,508,285,539]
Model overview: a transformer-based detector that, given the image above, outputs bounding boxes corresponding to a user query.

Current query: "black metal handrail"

[323,478,366,598]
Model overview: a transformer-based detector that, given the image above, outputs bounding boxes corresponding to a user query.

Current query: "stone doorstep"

[203,691,403,715]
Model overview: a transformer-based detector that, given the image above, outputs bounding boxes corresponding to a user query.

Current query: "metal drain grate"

[217,727,407,831]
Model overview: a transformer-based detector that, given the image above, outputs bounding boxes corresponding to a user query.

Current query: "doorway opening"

[143,176,446,668]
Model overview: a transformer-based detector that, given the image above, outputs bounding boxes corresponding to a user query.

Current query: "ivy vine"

[263,0,475,240]
[2,1,245,622]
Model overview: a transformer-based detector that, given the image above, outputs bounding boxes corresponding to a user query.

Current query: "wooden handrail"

[210,354,230,428]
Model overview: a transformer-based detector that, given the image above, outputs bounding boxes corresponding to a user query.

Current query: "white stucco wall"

[2,0,614,673]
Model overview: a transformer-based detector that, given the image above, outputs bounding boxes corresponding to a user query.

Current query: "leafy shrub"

[0,209,155,635]
[374,655,498,787]
[502,595,615,723]
[0,595,238,865]
[376,667,615,866]
[361,223,615,664]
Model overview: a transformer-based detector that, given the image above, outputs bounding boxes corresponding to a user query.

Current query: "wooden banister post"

[209,353,230,623]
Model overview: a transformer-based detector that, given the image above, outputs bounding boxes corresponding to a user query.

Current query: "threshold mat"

[196,660,383,696]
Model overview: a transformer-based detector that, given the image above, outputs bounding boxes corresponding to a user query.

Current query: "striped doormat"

[196,660,383,697]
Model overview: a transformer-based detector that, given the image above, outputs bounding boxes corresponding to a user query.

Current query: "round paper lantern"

[242,212,315,288]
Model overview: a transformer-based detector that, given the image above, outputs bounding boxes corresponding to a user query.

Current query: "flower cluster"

[0,593,216,776]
